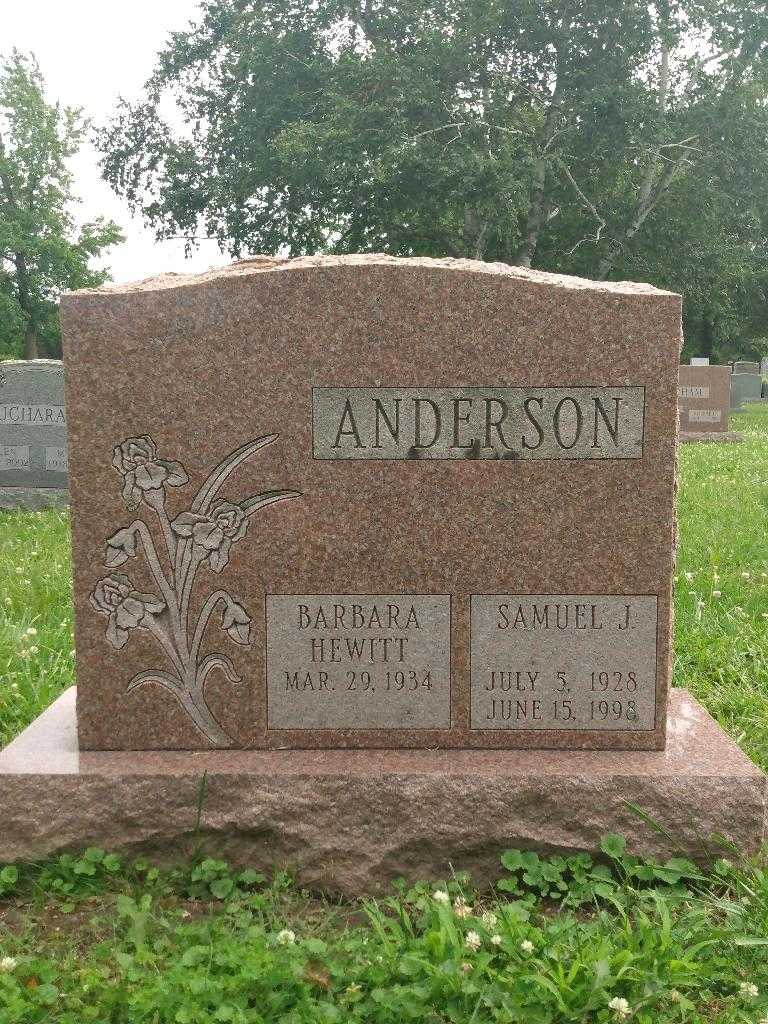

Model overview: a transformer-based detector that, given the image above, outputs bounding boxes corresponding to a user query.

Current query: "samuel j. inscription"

[470,596,658,731]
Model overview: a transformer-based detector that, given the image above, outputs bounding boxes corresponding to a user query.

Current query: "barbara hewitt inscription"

[470,595,658,731]
[313,387,645,460]
[266,595,451,729]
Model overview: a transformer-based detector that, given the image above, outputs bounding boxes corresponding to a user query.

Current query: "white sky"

[3,0,230,283]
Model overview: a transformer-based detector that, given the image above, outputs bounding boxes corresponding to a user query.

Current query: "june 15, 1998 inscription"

[313,387,645,460]
[266,595,451,729]
[470,595,658,731]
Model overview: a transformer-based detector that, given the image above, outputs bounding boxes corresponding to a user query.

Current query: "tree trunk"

[515,74,561,269]
[23,322,38,359]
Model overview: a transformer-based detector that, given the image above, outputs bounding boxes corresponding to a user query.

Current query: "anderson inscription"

[266,595,451,729]
[470,595,657,731]
[313,387,645,459]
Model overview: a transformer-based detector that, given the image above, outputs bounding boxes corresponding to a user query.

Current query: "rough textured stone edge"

[63,253,680,298]
[0,488,69,510]
[680,432,744,444]
[0,688,763,894]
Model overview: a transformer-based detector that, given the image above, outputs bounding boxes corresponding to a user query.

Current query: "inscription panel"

[470,595,657,731]
[678,385,709,399]
[266,595,451,729]
[0,445,30,471]
[44,446,68,473]
[0,361,68,489]
[313,387,645,460]
[688,409,722,424]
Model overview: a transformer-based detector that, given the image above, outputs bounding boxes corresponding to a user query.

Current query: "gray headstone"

[733,361,760,375]
[0,359,69,509]
[730,371,762,409]
[690,357,710,366]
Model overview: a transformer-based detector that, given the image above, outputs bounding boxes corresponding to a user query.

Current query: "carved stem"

[179,548,205,650]
[145,490,177,577]
[131,520,184,649]
[190,590,232,666]
[145,619,186,677]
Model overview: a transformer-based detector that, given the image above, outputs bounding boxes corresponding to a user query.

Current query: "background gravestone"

[677,365,733,440]
[733,360,760,375]
[0,359,68,509]
[731,368,762,408]
[60,256,680,753]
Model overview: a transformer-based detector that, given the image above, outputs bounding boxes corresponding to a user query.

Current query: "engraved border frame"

[264,593,453,731]
[311,386,647,461]
[468,593,660,733]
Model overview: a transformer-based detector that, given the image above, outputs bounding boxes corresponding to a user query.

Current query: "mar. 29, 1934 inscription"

[266,596,451,729]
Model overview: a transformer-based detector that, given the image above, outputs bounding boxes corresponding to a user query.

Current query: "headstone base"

[0,487,69,510]
[0,688,763,895]
[680,431,744,444]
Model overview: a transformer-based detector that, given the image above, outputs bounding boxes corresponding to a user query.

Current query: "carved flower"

[171,500,248,572]
[222,600,251,645]
[89,572,165,650]
[104,526,137,567]
[112,436,187,510]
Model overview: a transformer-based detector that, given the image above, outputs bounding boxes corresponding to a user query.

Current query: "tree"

[0,51,123,359]
[97,1,768,357]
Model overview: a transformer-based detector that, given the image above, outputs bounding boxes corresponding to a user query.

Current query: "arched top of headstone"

[65,253,678,299]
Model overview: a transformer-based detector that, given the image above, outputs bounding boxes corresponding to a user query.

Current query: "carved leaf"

[105,526,138,567]
[127,670,182,694]
[191,435,278,514]
[240,489,302,517]
[198,653,242,686]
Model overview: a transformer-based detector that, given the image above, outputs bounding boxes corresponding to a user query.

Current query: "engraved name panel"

[44,446,68,472]
[678,385,709,398]
[688,409,722,424]
[470,595,657,731]
[0,445,31,471]
[266,595,451,729]
[313,387,645,460]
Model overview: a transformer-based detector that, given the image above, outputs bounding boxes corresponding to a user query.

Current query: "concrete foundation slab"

[0,688,763,895]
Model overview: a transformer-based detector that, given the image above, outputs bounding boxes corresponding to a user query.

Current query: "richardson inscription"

[470,595,658,731]
[313,387,645,459]
[266,595,451,729]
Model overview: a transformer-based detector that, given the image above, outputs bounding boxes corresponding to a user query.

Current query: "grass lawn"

[0,404,768,1022]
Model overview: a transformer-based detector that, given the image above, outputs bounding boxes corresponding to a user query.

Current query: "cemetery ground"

[1,407,768,1022]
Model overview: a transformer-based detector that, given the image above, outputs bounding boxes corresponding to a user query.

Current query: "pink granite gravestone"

[0,256,763,884]
[59,256,679,752]
[678,364,740,442]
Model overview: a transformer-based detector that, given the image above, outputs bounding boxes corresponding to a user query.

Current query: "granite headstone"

[60,256,680,752]
[0,359,68,509]
[677,365,731,435]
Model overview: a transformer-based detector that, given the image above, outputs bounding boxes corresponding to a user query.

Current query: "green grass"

[0,841,767,1023]
[3,407,768,1023]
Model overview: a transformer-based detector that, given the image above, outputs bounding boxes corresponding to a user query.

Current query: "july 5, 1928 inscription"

[266,595,451,729]
[470,595,658,731]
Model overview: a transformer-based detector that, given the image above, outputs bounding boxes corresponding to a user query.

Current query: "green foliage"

[496,839,705,906]
[0,844,767,1021]
[0,50,123,359]
[97,0,768,357]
